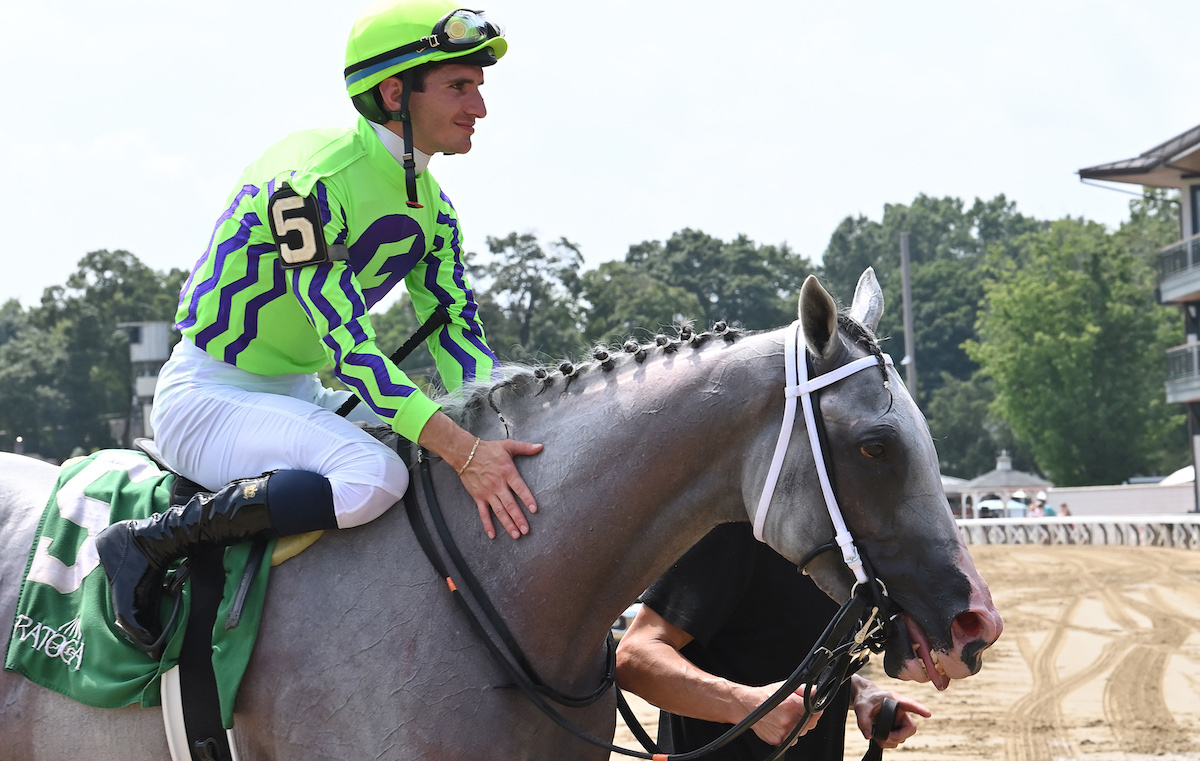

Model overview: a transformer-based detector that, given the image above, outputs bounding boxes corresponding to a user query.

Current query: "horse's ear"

[799,275,839,359]
[848,267,884,333]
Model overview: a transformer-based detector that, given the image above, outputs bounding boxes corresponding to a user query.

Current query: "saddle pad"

[3,449,273,726]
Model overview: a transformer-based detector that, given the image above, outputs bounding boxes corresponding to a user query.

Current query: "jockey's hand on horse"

[419,411,543,540]
[849,674,931,749]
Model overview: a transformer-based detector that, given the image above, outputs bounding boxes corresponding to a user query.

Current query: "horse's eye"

[859,442,885,459]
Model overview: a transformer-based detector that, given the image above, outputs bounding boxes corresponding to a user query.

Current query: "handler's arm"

[615,604,821,747]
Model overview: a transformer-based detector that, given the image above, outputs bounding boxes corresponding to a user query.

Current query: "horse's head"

[756,268,1002,691]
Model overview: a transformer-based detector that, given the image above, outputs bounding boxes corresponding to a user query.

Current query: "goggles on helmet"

[344,8,503,88]
[435,8,503,49]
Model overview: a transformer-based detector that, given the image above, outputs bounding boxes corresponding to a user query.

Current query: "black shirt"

[640,522,852,761]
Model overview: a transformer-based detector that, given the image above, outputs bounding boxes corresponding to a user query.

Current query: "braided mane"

[437,313,886,429]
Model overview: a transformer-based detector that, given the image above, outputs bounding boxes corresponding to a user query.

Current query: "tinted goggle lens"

[438,9,503,48]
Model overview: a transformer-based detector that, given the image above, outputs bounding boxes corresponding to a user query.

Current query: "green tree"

[0,299,26,346]
[924,371,1037,478]
[625,229,811,330]
[967,218,1181,485]
[1115,188,1188,476]
[820,195,1044,395]
[1117,187,1181,269]
[0,320,70,456]
[579,261,705,345]
[6,250,185,460]
[476,233,585,361]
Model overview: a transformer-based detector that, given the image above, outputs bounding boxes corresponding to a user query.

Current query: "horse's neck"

[458,334,786,686]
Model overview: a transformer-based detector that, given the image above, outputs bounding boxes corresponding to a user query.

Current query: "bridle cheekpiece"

[752,319,894,586]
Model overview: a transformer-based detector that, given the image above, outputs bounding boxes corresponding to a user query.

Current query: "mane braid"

[432,320,748,430]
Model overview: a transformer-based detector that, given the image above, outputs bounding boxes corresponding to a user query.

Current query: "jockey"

[96,0,542,653]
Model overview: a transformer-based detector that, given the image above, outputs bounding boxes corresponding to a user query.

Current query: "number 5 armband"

[267,183,349,268]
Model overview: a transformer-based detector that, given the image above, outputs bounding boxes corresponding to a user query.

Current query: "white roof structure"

[958,451,1053,518]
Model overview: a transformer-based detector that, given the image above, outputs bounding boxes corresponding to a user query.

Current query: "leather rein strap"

[404,447,614,708]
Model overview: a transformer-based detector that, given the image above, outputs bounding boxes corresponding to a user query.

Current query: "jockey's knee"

[328,451,409,529]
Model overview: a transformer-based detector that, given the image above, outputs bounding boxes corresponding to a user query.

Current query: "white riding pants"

[150,338,409,529]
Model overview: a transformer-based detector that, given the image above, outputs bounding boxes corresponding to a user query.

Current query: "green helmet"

[344,0,507,98]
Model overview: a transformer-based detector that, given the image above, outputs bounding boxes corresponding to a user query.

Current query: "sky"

[2,1,1197,308]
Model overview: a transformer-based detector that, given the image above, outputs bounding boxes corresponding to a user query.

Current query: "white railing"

[956,515,1200,550]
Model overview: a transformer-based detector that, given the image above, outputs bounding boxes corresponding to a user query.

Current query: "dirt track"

[612,545,1200,761]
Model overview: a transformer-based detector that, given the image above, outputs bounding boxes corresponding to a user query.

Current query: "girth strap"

[176,547,236,761]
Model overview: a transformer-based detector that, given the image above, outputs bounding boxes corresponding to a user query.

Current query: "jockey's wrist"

[457,437,481,475]
[418,412,479,473]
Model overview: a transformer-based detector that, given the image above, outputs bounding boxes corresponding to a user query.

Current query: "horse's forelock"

[836,311,890,387]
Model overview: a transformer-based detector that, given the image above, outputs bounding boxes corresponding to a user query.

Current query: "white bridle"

[752,320,894,586]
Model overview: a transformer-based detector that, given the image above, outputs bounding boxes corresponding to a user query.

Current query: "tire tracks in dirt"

[1003,549,1134,761]
[1102,549,1200,756]
[998,546,1200,761]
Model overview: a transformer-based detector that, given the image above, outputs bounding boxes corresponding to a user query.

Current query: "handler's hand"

[747,682,823,747]
[418,412,542,540]
[850,675,931,749]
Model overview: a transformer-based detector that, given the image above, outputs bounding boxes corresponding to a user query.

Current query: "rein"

[405,321,901,760]
[404,450,615,708]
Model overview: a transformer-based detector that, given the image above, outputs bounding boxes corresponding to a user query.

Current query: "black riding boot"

[95,469,336,652]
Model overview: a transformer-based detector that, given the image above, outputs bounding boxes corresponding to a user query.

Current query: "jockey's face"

[381,64,487,156]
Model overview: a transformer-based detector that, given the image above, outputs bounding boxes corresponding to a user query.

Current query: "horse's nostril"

[953,611,985,640]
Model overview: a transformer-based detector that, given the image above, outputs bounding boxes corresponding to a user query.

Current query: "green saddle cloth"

[3,449,273,727]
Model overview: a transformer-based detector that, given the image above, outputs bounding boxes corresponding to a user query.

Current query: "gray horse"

[0,270,1001,760]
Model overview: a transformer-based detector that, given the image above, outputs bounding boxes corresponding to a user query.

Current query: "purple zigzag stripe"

[305,266,344,366]
[434,209,483,332]
[314,181,332,228]
[302,264,369,370]
[306,265,343,333]
[223,246,287,364]
[422,251,477,380]
[342,353,415,413]
[322,334,343,369]
[194,222,265,351]
[290,268,317,326]
[349,214,425,309]
[340,375,399,419]
[338,266,371,347]
[178,185,260,330]
[440,325,500,383]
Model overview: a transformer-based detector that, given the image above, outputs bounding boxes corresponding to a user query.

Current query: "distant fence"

[956,515,1200,550]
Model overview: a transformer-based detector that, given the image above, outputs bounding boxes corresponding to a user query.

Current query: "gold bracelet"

[457,437,481,475]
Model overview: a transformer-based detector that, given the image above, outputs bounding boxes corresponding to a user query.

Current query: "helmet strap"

[397,70,423,209]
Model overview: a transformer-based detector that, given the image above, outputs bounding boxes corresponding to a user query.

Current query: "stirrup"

[124,561,191,658]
